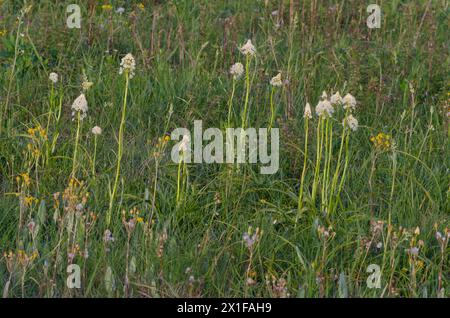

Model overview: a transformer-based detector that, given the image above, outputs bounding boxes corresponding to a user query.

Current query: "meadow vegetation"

[0,0,449,297]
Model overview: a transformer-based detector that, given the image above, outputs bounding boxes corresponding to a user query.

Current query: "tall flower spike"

[342,93,357,111]
[239,39,256,57]
[179,134,190,153]
[303,102,312,119]
[71,94,88,120]
[343,114,358,131]
[119,53,136,79]
[92,126,102,135]
[270,73,283,87]
[316,99,334,118]
[49,72,58,84]
[229,62,244,79]
[330,91,342,105]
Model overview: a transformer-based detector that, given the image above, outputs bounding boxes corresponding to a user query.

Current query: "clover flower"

[239,39,256,57]
[229,62,244,79]
[119,53,136,79]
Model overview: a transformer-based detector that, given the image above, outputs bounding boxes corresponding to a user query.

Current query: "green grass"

[0,0,449,298]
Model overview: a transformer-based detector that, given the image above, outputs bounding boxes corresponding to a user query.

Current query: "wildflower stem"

[312,117,324,205]
[71,112,82,179]
[92,135,98,178]
[321,119,330,210]
[227,79,236,128]
[329,110,349,213]
[269,87,275,131]
[297,117,309,218]
[337,131,350,197]
[176,156,183,204]
[108,72,130,227]
[241,55,251,130]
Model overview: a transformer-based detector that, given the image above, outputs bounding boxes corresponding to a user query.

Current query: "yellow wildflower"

[370,133,392,151]
[101,4,113,11]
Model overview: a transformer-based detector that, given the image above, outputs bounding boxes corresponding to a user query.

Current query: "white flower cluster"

[229,62,244,79]
[315,99,334,118]
[270,73,283,87]
[71,94,88,120]
[49,72,58,84]
[239,39,256,57]
[302,91,359,131]
[92,126,102,135]
[119,53,136,79]
[179,134,190,153]
[303,102,312,119]
[343,114,359,131]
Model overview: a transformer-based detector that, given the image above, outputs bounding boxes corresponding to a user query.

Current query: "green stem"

[92,135,98,178]
[312,117,324,205]
[241,55,251,130]
[269,87,275,131]
[227,79,236,128]
[71,112,81,179]
[329,113,348,213]
[297,118,309,217]
[107,73,129,227]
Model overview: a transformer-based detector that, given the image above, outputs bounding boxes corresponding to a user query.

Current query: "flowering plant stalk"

[241,54,251,130]
[269,87,275,131]
[328,109,349,213]
[227,78,236,128]
[297,103,312,218]
[91,127,102,178]
[311,116,324,205]
[108,67,131,226]
[176,136,189,206]
[321,118,332,211]
[71,112,82,179]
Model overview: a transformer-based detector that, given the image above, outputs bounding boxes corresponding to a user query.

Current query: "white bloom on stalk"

[315,99,334,118]
[229,62,244,79]
[330,91,342,105]
[321,91,328,100]
[303,102,312,119]
[239,39,256,57]
[119,53,136,79]
[92,126,102,135]
[270,73,283,87]
[49,72,58,84]
[342,93,357,111]
[343,114,358,131]
[179,134,190,153]
[71,94,88,120]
